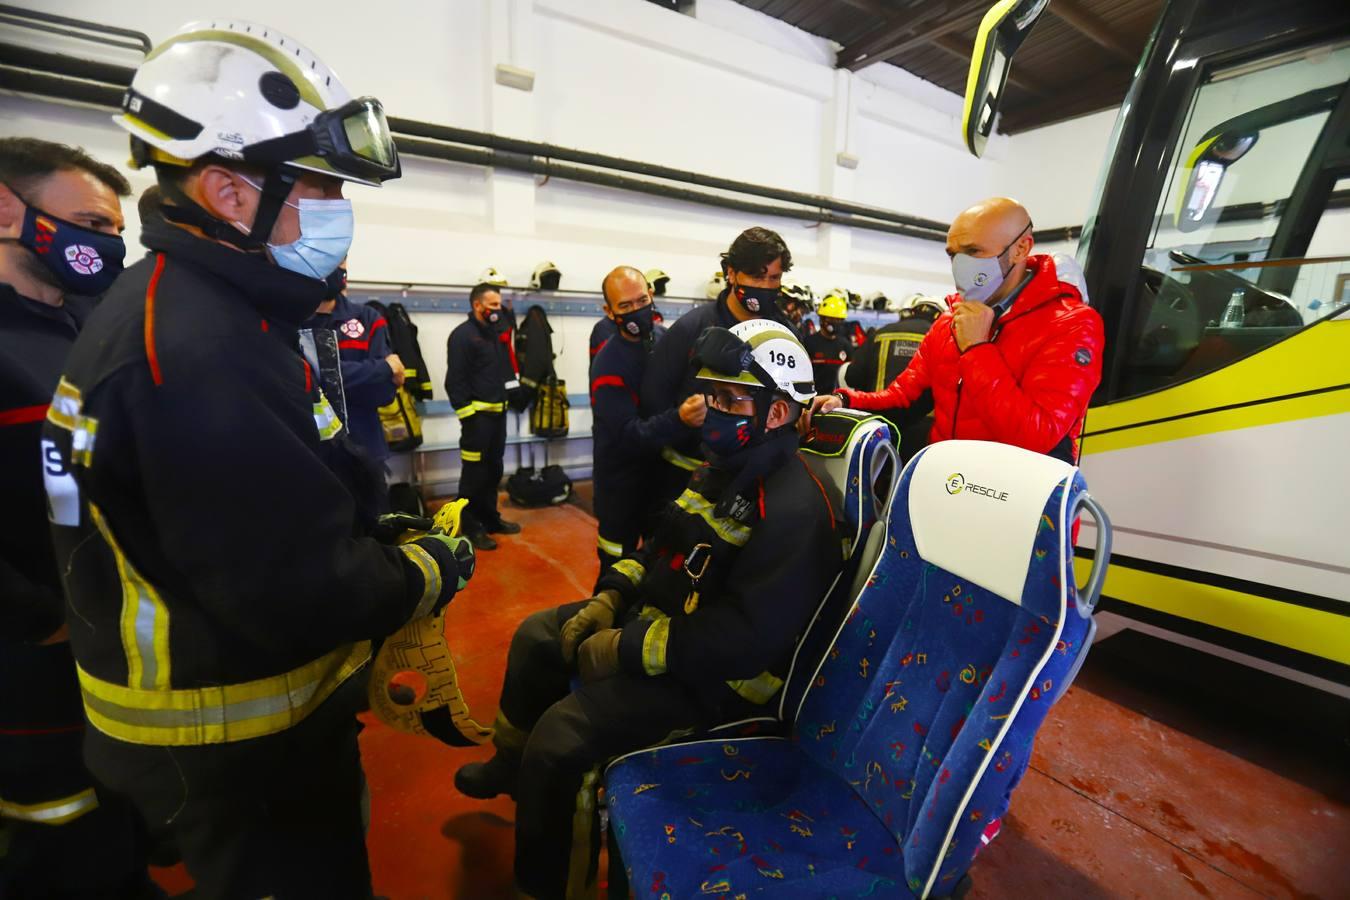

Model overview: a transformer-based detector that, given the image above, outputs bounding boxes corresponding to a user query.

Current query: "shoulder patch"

[1074,347,1092,366]
[340,318,365,339]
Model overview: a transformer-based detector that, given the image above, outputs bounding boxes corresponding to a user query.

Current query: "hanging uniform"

[589,331,691,577]
[305,292,396,465]
[0,283,154,898]
[41,217,467,896]
[446,311,513,531]
[492,430,841,898]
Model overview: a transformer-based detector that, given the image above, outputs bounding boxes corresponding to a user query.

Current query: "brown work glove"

[577,628,623,682]
[560,590,622,664]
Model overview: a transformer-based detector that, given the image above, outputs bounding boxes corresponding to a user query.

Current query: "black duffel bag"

[506,464,572,507]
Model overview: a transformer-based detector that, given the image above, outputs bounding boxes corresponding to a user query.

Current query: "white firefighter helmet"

[898,292,946,318]
[117,21,398,187]
[530,261,561,291]
[478,267,508,287]
[696,319,815,404]
[645,268,670,296]
[781,282,814,305]
[704,270,726,301]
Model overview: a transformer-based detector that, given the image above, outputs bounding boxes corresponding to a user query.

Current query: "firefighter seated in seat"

[453,319,842,900]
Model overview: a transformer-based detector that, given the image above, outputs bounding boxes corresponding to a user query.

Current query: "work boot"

[455,748,521,799]
[468,529,498,551]
[486,518,522,535]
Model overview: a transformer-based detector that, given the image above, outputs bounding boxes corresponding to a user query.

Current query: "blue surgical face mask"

[239,176,353,280]
[9,196,125,295]
[268,197,353,279]
[701,406,754,459]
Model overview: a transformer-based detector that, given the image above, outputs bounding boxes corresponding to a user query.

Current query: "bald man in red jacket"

[806,197,1103,463]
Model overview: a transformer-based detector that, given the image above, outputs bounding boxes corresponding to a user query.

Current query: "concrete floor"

[153,490,1350,899]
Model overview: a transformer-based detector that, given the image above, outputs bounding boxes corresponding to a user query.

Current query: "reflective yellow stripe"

[454,400,507,419]
[71,415,98,466]
[45,377,82,430]
[612,558,645,587]
[77,641,371,746]
[399,543,442,619]
[661,446,701,471]
[89,504,170,691]
[461,449,483,463]
[0,788,99,825]
[313,393,343,441]
[675,489,751,547]
[1073,559,1350,665]
[642,617,670,676]
[565,767,602,899]
[726,671,784,705]
[636,604,666,622]
[597,534,624,559]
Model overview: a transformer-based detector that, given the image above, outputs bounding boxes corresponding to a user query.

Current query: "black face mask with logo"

[732,282,782,317]
[5,192,126,296]
[614,304,656,341]
[484,308,511,334]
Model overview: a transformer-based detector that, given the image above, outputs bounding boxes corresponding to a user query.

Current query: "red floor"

[152,492,1350,899]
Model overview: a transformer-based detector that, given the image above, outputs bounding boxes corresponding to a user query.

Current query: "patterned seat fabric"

[607,440,1095,898]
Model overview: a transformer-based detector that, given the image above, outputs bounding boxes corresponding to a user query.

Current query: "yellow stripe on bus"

[1074,558,1350,665]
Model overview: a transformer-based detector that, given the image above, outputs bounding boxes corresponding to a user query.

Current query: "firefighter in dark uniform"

[455,319,841,900]
[588,313,617,374]
[446,282,522,550]
[588,266,703,580]
[844,295,942,460]
[803,290,854,395]
[40,25,474,898]
[305,263,405,468]
[640,226,798,507]
[0,139,158,898]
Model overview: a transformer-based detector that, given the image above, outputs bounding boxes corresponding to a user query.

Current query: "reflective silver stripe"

[82,668,332,729]
[597,534,624,558]
[401,543,442,619]
[0,788,98,824]
[133,585,160,690]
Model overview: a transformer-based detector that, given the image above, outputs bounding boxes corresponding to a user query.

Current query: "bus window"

[1119,42,1350,399]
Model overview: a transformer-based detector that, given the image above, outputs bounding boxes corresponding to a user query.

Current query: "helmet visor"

[339,98,397,170]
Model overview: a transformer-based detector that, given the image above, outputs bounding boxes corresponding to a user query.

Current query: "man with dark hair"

[0,136,156,897]
[640,226,797,505]
[447,282,522,549]
[588,266,703,581]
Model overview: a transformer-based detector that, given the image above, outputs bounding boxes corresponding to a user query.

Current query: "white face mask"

[950,221,1031,303]
[237,176,354,280]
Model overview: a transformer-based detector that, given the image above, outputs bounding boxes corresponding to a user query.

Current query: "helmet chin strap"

[157,165,297,252]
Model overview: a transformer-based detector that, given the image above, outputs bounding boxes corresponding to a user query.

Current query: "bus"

[965,0,1350,695]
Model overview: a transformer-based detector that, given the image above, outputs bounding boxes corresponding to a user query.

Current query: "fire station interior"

[1,1,1347,898]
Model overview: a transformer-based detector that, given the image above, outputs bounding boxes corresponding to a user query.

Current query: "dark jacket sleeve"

[105,347,460,649]
[639,316,696,415]
[0,556,63,643]
[592,372,688,456]
[618,465,840,683]
[445,326,474,415]
[340,317,396,407]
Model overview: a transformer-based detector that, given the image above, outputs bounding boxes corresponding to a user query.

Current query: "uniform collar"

[0,281,91,332]
[141,213,328,329]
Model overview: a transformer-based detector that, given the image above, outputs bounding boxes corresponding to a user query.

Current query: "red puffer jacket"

[838,254,1104,462]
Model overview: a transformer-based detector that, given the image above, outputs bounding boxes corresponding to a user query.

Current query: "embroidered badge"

[340,318,365,339]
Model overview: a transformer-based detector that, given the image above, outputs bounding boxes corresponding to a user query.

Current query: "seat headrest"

[906,440,1076,605]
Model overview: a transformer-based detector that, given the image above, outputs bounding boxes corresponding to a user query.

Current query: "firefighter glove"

[560,590,622,664]
[577,628,623,682]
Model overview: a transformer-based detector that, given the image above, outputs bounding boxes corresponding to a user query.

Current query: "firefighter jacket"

[445,313,512,420]
[803,326,853,396]
[305,292,395,463]
[0,284,92,641]
[590,332,693,551]
[596,429,841,708]
[41,216,465,748]
[837,254,1104,463]
[639,293,738,474]
[844,312,936,393]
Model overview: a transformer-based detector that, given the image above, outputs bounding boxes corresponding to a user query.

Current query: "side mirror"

[962,0,1050,158]
[1176,133,1258,232]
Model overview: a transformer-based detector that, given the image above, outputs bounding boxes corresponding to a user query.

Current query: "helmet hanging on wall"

[531,261,562,291]
[645,268,670,296]
[478,267,509,287]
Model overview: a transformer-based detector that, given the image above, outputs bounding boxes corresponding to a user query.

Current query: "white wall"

[0,0,1120,487]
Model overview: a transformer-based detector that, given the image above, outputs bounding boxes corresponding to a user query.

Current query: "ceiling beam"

[929,32,1051,96]
[1047,0,1138,65]
[835,1,954,69]
[839,0,991,71]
